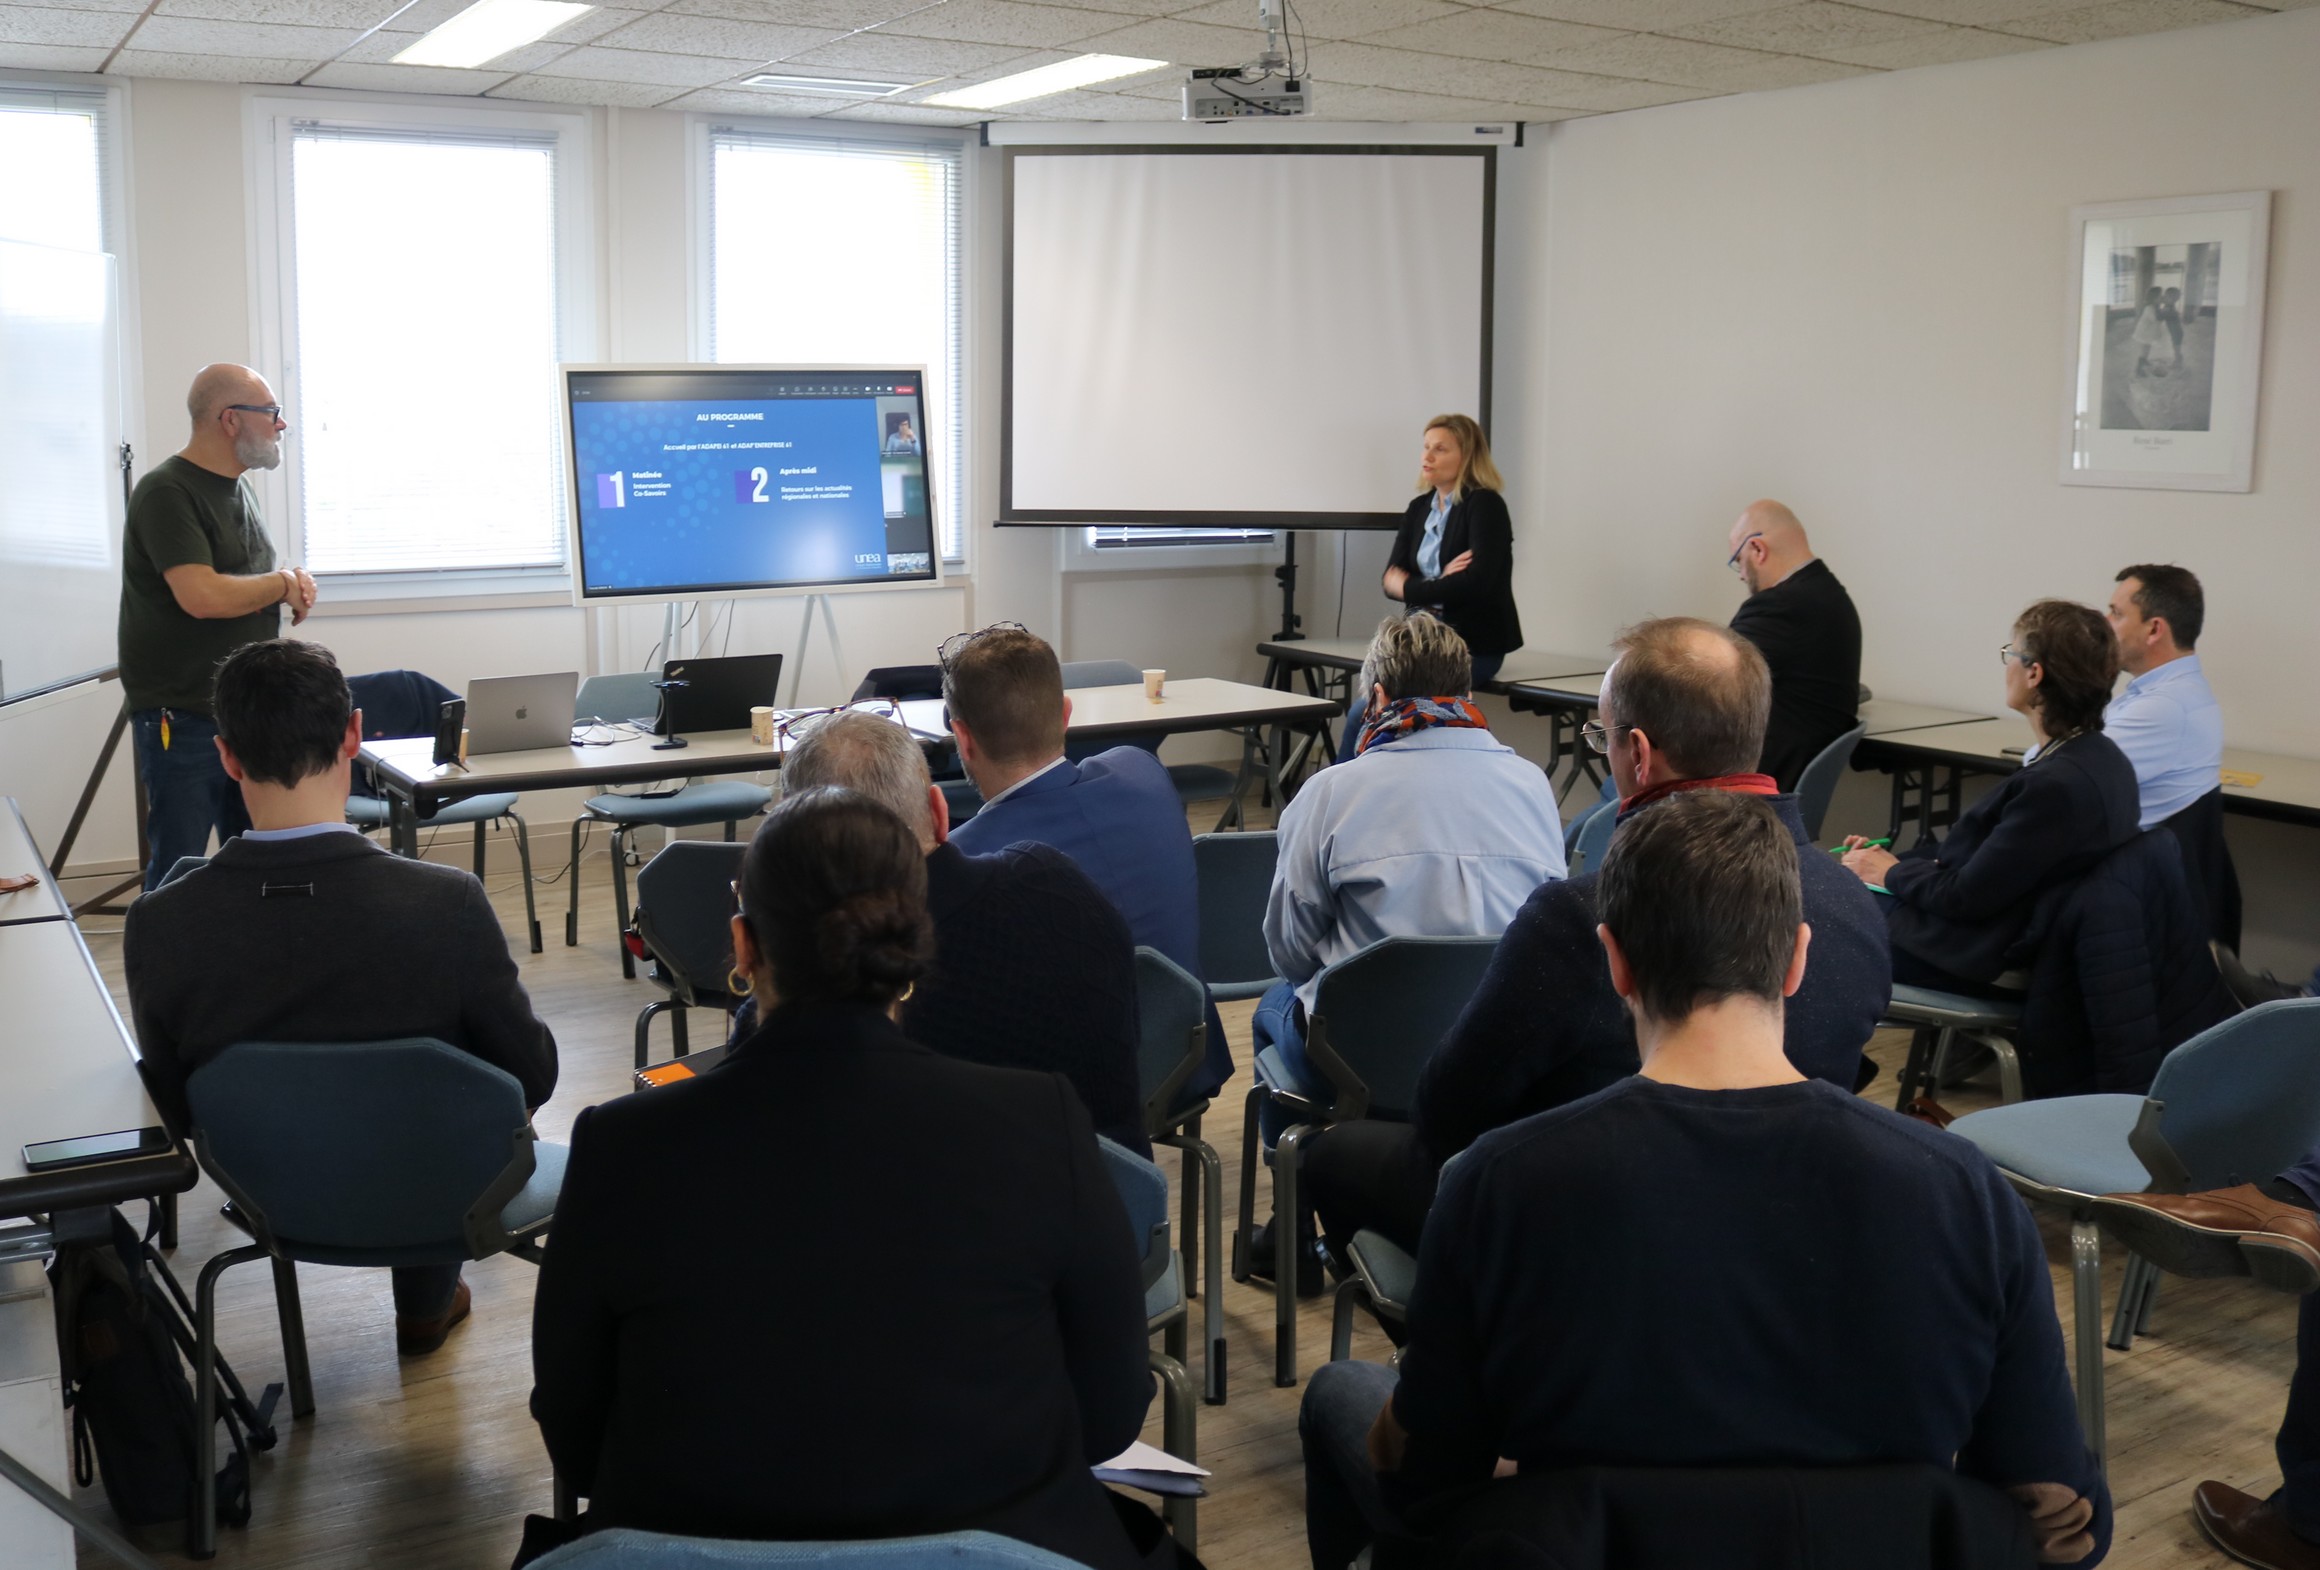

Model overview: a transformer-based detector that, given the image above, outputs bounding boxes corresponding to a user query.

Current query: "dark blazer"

[1884,731,2142,987]
[1387,489,1522,659]
[122,830,557,1134]
[952,747,1229,1098]
[529,1001,1153,1570]
[2158,786,2243,949]
[1729,558,1863,790]
[1419,792,1890,1162]
[910,840,1149,1156]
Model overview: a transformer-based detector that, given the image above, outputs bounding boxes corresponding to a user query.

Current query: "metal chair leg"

[2137,1267,2160,1336]
[635,1000,676,1072]
[472,818,487,878]
[1230,1083,1266,1283]
[565,816,587,947]
[193,1243,268,1559]
[552,1471,579,1523]
[1273,1122,1310,1388]
[1330,1279,1361,1362]
[1150,1349,1198,1555]
[270,1257,315,1419]
[1989,1034,2025,1106]
[2070,1218,2106,1464]
[158,1191,178,1250]
[671,1005,690,1057]
[1894,1026,1936,1110]
[611,826,636,979]
[1196,1136,1224,1404]
[507,811,540,954]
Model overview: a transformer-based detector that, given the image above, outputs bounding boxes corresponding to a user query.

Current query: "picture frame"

[2060,190,2270,493]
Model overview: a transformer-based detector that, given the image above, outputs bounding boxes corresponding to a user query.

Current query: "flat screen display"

[564,365,938,601]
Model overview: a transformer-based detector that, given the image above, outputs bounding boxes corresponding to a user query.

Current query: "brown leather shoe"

[2194,1481,2320,1570]
[2089,1186,2320,1295]
[395,1279,472,1356]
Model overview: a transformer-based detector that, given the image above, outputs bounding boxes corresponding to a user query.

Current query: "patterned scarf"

[1620,772,1780,813]
[1356,695,1490,756]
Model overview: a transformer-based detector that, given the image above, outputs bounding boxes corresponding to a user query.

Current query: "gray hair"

[1358,612,1473,702]
[782,712,935,843]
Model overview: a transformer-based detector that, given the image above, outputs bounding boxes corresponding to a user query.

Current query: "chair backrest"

[529,1528,1092,1570]
[634,840,750,1005]
[1193,830,1280,993]
[185,1039,535,1260]
[851,664,945,703]
[1133,947,1207,1131]
[2158,784,2244,949]
[1566,799,1616,877]
[1095,1134,1172,1292]
[1793,722,1869,840]
[577,672,664,729]
[1305,936,1501,1121]
[346,669,460,742]
[1060,660,1160,761]
[2134,998,2320,1191]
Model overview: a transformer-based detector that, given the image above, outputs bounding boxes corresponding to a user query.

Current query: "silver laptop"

[464,672,578,756]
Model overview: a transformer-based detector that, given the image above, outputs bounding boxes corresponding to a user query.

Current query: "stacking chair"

[1949,998,2320,1463]
[629,840,749,1070]
[1233,935,1500,1386]
[1564,787,1618,877]
[529,1528,1091,1570]
[1887,986,2026,1109]
[1134,947,1225,1403]
[1193,830,1280,1004]
[1062,658,1238,820]
[347,669,541,952]
[1794,721,1868,840]
[181,1039,564,1555]
[1095,1136,1200,1554]
[567,672,771,978]
[853,665,979,828]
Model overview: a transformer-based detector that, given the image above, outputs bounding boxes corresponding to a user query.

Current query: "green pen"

[1830,837,1892,855]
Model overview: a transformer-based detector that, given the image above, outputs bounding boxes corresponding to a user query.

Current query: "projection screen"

[1003,146,1494,530]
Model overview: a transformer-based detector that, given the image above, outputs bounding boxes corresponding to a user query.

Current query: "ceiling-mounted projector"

[1184,0,1312,120]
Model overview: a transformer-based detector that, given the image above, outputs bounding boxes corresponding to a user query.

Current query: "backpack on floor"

[49,1206,276,1546]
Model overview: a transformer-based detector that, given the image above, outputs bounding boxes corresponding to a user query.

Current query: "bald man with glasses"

[119,363,318,889]
[1726,499,1862,792]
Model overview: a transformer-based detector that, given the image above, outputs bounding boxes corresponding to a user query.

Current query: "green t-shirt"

[116,455,282,714]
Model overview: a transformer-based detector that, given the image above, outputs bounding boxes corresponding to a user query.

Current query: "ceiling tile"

[666,0,922,26]
[123,13,367,56]
[0,41,111,68]
[301,59,517,92]
[1013,83,1187,114]
[587,10,844,58]
[533,44,752,84]
[1666,1,1947,53]
[782,29,1033,72]
[878,0,1127,48]
[1305,37,1683,104]
[1068,14,1275,62]
[658,84,882,112]
[820,97,989,121]
[149,0,406,26]
[1982,0,2267,42]
[1838,0,2149,20]
[489,72,685,104]
[1169,0,1467,41]
[107,46,318,80]
[1356,9,1632,63]
[1487,0,1797,25]
[0,0,144,11]
[1522,29,1871,86]
[0,6,131,44]
[1809,22,2051,64]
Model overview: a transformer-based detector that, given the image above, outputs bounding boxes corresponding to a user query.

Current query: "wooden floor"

[59,812,2294,1570]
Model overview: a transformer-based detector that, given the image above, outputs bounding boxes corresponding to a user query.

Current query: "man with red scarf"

[1300,617,1893,1272]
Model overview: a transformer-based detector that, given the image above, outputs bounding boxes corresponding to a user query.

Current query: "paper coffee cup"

[750,706,776,746]
[1143,669,1165,702]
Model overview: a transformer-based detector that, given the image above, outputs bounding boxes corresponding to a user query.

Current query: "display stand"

[39,669,146,917]
[788,594,847,707]
[1272,532,1303,643]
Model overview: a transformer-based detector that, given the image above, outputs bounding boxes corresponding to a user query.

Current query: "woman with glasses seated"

[1836,600,2140,994]
[529,788,1172,1570]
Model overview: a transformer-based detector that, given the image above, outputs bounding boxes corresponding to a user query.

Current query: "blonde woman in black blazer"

[1382,414,1523,683]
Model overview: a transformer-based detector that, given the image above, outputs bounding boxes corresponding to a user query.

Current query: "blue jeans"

[1253,979,1310,1146]
[1333,651,1506,765]
[1300,1358,1407,1570]
[131,709,251,892]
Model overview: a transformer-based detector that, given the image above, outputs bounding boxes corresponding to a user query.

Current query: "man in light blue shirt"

[2105,564,2222,831]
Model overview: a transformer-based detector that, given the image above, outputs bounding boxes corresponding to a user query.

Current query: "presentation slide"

[565,368,935,601]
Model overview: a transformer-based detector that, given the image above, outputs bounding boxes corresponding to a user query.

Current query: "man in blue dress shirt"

[2103,563,2222,830]
[943,625,1229,1099]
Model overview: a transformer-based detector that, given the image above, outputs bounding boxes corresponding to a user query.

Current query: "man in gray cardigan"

[124,638,557,1355]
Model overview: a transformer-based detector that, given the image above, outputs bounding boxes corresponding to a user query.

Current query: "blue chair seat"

[503,1141,566,1236]
[1885,984,2023,1027]
[1147,1250,1183,1324]
[1346,1229,1416,1309]
[346,791,520,828]
[583,780,771,827]
[1949,1095,2150,1198]
[531,1528,1093,1570]
[1255,1043,1325,1111]
[1169,763,1239,805]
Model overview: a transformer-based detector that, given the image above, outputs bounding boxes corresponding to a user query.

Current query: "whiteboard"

[1003,148,1493,529]
[0,240,123,702]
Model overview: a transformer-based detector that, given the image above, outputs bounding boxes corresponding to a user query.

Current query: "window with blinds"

[706,128,965,563]
[0,87,108,253]
[285,121,570,577]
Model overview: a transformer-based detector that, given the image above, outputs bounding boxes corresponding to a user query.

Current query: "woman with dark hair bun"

[1837,600,2141,993]
[529,788,1169,1570]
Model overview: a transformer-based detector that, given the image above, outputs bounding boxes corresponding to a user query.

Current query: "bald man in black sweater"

[1727,499,1863,790]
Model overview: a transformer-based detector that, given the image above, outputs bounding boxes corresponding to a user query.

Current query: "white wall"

[0,86,1279,875]
[1498,5,2320,965]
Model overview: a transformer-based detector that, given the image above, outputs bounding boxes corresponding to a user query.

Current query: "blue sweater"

[1392,1077,2109,1568]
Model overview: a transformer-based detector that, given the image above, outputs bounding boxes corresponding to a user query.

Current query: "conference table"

[358,677,1343,854]
[1857,715,2320,842]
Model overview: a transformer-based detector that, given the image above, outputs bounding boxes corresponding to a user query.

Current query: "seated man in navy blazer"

[943,624,1228,1099]
[123,638,557,1357]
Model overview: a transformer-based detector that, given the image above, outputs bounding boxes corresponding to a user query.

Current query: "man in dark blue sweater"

[1300,617,1891,1263]
[1299,791,2107,1570]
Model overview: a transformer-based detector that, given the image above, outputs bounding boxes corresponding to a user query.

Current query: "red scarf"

[1619,772,1779,814]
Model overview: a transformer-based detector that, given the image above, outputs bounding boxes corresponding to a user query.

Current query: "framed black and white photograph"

[2062,190,2270,492]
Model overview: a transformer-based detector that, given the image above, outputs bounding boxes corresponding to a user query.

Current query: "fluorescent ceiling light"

[743,73,916,97]
[392,0,593,69]
[923,54,1168,110]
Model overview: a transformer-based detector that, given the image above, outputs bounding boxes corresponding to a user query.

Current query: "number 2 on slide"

[734,467,770,504]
